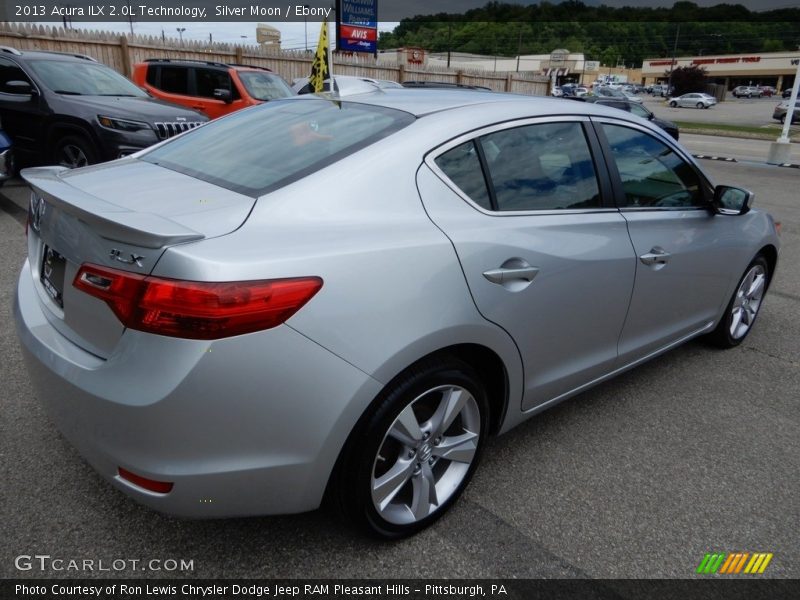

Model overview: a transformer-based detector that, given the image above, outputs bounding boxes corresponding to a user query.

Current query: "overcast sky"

[34,0,798,49]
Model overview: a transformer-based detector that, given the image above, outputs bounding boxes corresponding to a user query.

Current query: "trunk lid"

[22,159,256,358]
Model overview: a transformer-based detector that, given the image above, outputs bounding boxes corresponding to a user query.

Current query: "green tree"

[669,65,708,96]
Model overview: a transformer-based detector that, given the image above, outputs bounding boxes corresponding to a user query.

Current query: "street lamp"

[176,27,186,46]
[304,5,309,52]
[767,48,800,164]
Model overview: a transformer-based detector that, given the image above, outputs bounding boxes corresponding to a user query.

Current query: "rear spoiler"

[22,166,205,249]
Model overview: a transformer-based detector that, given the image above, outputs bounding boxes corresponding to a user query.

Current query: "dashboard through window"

[601,123,706,209]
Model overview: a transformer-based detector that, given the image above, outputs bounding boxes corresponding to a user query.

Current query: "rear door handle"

[483,266,540,284]
[639,247,671,266]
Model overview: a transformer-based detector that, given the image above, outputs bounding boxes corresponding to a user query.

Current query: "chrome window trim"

[425,115,617,218]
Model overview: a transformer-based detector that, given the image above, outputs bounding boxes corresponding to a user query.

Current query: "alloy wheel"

[58,144,90,168]
[730,263,766,340]
[370,384,480,525]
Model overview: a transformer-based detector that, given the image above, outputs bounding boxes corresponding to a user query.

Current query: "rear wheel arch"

[324,343,510,501]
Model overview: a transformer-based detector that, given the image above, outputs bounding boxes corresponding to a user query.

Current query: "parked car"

[0,126,13,185]
[16,90,779,538]
[758,86,776,97]
[732,85,763,98]
[782,88,794,99]
[570,96,679,140]
[668,93,717,109]
[595,86,627,99]
[551,86,563,97]
[0,47,208,168]
[650,84,666,96]
[621,90,643,104]
[133,59,294,119]
[773,99,800,124]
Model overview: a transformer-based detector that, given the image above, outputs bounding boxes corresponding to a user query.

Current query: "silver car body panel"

[14,90,780,516]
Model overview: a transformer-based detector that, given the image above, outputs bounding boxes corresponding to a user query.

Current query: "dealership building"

[641,51,800,92]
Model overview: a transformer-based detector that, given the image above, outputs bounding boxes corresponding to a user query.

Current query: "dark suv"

[0,46,208,168]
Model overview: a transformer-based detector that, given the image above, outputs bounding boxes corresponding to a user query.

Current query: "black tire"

[696,102,704,108]
[670,101,677,107]
[52,134,98,168]
[706,255,770,348]
[333,356,489,539]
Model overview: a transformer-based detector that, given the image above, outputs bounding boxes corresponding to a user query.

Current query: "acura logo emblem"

[30,196,45,232]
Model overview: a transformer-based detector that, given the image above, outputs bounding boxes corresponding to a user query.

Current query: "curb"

[691,154,800,169]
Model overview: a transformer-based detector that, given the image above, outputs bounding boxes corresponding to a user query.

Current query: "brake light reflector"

[73,264,322,340]
[118,467,174,494]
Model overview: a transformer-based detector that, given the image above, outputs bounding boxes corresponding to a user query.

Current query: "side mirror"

[713,185,753,215]
[213,88,232,103]
[6,80,33,95]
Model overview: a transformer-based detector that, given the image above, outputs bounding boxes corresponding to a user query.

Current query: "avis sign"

[336,0,378,53]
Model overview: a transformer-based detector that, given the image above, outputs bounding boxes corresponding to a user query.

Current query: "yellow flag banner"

[309,21,329,93]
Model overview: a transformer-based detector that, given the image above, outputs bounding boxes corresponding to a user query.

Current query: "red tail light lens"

[118,467,174,494]
[74,264,322,340]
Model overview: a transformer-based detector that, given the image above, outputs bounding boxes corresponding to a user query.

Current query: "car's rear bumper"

[14,260,382,517]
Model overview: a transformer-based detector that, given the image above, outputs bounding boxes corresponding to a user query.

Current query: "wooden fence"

[0,23,550,95]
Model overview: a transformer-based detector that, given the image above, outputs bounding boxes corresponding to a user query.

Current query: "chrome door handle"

[483,266,540,284]
[639,247,671,266]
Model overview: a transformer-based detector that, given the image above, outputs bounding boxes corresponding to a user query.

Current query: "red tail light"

[73,264,322,340]
[118,467,174,494]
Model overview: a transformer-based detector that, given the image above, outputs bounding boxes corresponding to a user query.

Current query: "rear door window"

[480,122,601,211]
[158,66,189,95]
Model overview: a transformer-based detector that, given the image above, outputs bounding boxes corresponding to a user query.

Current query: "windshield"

[238,71,293,101]
[28,60,147,96]
[142,98,415,196]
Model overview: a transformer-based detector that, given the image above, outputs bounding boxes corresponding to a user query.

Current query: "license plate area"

[41,245,67,308]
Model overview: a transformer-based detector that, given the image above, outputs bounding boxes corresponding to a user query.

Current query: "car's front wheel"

[53,134,97,169]
[706,255,770,348]
[335,357,489,538]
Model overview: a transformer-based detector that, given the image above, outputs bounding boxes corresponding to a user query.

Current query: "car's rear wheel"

[696,102,704,108]
[335,357,488,538]
[706,255,769,348]
[670,100,678,107]
[53,135,97,169]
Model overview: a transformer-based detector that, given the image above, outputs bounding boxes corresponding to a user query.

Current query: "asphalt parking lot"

[643,93,796,130]
[0,157,798,580]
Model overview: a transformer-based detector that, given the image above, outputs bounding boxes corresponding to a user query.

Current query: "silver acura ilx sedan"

[14,88,779,538]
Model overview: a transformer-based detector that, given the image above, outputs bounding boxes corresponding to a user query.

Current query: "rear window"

[142,99,414,196]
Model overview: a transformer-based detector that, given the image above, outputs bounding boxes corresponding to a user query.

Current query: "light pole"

[176,27,185,46]
[767,48,800,164]
[304,5,309,52]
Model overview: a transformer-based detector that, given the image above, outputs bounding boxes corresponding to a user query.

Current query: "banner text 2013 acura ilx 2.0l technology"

[14,87,779,538]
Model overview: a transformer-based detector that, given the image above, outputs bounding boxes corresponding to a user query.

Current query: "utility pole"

[516,26,522,72]
[667,24,680,94]
[447,23,452,69]
[126,0,133,35]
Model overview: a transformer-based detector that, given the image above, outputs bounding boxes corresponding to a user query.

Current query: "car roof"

[1,48,97,62]
[327,88,647,121]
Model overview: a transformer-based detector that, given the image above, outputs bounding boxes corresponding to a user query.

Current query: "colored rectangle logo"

[698,552,773,575]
